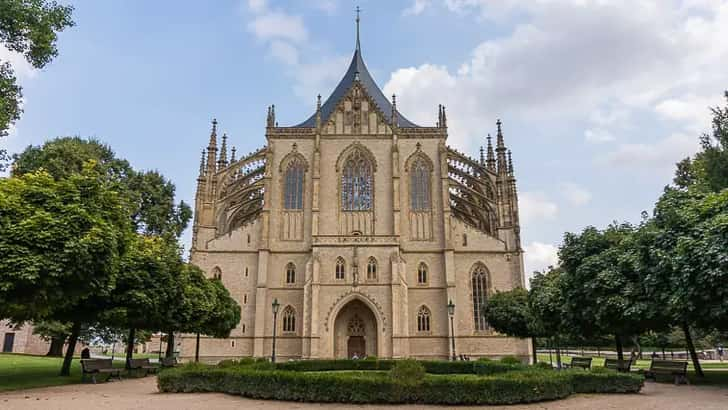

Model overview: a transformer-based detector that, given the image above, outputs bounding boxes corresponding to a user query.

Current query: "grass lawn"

[0,353,149,392]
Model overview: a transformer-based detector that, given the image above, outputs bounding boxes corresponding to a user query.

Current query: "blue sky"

[2,0,727,280]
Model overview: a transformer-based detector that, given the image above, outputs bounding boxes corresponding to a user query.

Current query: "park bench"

[128,358,159,376]
[160,357,179,368]
[81,359,122,384]
[564,356,592,369]
[644,360,689,385]
[604,358,632,372]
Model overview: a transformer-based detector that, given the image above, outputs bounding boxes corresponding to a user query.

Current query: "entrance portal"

[333,299,378,358]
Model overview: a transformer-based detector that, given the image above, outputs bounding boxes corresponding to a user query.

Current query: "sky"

[2,0,727,283]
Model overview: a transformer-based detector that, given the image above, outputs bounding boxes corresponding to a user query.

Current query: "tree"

[0,0,74,168]
[643,187,728,376]
[12,137,192,238]
[483,288,539,363]
[558,223,666,361]
[32,320,70,356]
[529,268,568,368]
[674,91,728,192]
[104,234,184,369]
[0,165,131,375]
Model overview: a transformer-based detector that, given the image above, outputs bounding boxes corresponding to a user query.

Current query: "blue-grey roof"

[293,49,420,128]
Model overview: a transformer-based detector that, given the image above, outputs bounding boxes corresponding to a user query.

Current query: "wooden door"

[2,333,14,353]
[347,336,365,358]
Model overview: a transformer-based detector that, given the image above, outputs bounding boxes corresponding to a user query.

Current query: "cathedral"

[185,20,529,361]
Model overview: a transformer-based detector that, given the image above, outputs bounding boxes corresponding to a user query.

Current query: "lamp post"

[448,299,456,361]
[271,298,280,363]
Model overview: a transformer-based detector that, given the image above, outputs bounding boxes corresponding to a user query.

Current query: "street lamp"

[448,299,456,361]
[271,298,280,363]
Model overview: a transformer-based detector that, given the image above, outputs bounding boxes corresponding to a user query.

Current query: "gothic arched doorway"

[333,299,378,358]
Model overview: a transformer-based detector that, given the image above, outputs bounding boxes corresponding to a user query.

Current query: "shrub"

[157,364,643,405]
[389,360,425,385]
[533,361,554,370]
[499,355,522,365]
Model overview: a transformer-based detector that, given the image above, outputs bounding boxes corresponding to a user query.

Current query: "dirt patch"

[1,377,727,410]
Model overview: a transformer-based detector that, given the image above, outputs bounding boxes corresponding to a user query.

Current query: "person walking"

[717,345,724,362]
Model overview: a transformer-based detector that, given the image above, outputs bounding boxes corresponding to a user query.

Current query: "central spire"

[356,6,361,53]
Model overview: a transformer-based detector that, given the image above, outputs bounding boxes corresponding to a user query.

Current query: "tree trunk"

[531,338,538,364]
[683,324,704,377]
[195,333,200,363]
[47,336,65,357]
[615,334,624,361]
[555,342,563,369]
[125,328,135,370]
[60,322,81,376]
[662,347,666,360]
[165,331,175,358]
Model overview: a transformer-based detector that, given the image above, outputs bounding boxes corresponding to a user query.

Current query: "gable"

[322,83,392,136]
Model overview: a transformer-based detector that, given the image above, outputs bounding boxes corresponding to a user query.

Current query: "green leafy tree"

[674,91,728,192]
[32,320,70,356]
[0,165,131,375]
[12,137,192,237]
[0,0,74,167]
[483,288,539,363]
[529,267,568,368]
[643,187,728,376]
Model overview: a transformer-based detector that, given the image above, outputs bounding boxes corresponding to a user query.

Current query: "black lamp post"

[448,299,456,361]
[271,298,280,363]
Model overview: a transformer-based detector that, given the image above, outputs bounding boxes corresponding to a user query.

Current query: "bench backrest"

[571,357,592,368]
[128,358,151,368]
[161,357,178,367]
[81,359,113,372]
[604,358,631,370]
[650,360,688,372]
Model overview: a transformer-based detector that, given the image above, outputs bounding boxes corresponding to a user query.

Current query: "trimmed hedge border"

[157,360,644,405]
[274,358,525,375]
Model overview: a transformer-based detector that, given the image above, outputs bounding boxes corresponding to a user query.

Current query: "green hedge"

[274,358,526,375]
[157,364,643,405]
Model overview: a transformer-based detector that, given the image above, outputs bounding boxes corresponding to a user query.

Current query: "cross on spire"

[355,6,361,52]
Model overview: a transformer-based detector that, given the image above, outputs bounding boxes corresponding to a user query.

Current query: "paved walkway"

[1,377,727,410]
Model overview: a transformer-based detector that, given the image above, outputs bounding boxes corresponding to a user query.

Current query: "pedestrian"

[718,345,724,362]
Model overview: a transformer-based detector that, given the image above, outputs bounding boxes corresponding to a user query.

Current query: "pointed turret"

[391,94,399,128]
[441,105,447,128]
[496,119,507,175]
[292,9,419,128]
[507,150,514,176]
[218,133,228,169]
[486,134,496,171]
[479,146,485,166]
[315,94,322,129]
[231,146,237,163]
[267,105,276,128]
[437,105,442,127]
[206,118,218,174]
[199,149,206,177]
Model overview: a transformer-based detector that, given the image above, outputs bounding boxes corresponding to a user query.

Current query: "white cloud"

[269,40,299,66]
[383,1,728,160]
[524,241,559,284]
[247,11,308,44]
[403,0,431,16]
[519,191,558,224]
[560,183,592,206]
[600,132,699,171]
[584,128,615,143]
[247,0,268,13]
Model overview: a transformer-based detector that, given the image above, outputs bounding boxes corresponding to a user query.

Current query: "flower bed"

[157,359,644,405]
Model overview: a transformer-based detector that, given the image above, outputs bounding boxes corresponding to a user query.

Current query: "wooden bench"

[565,356,592,369]
[81,359,122,384]
[128,358,159,376]
[160,357,178,368]
[644,360,689,385]
[604,358,632,372]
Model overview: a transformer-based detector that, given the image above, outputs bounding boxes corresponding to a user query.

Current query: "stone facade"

[184,33,530,362]
[0,320,85,356]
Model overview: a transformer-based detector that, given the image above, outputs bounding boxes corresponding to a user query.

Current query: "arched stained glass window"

[284,159,304,209]
[367,257,377,280]
[341,149,373,211]
[472,264,489,331]
[282,306,296,333]
[417,262,428,284]
[410,158,431,211]
[417,306,431,332]
[335,257,346,280]
[286,262,296,284]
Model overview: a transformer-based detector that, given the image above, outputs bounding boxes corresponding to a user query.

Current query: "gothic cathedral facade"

[186,34,529,361]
